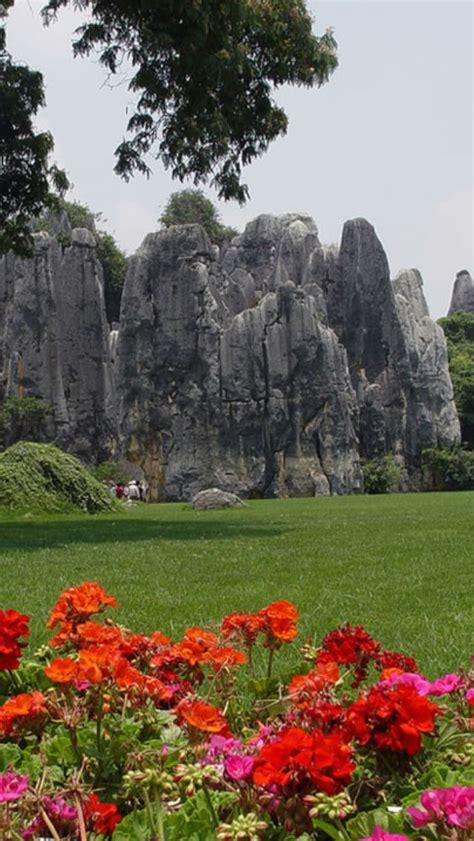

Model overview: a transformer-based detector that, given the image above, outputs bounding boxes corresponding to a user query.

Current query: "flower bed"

[0,583,472,840]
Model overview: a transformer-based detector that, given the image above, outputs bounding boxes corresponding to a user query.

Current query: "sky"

[5,0,473,318]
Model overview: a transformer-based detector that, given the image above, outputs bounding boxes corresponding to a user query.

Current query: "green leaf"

[312,817,347,839]
[112,809,151,840]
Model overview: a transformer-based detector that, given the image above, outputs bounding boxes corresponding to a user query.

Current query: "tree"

[438,312,474,448]
[1,1,337,253]
[160,190,239,245]
[0,2,68,255]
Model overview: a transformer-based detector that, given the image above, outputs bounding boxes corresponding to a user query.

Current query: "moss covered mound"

[0,442,115,513]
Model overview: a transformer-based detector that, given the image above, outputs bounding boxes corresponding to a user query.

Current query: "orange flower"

[77,646,121,684]
[44,657,78,684]
[0,691,47,736]
[76,621,123,648]
[260,600,300,645]
[184,627,219,647]
[207,646,247,669]
[171,639,210,666]
[177,699,229,734]
[289,661,340,709]
[48,582,117,645]
[114,660,173,703]
[221,612,266,647]
[150,630,172,647]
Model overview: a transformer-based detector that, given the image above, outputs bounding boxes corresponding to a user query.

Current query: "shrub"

[361,455,402,494]
[160,189,239,245]
[0,441,116,513]
[422,446,474,491]
[438,312,474,448]
[0,396,49,448]
[91,460,130,485]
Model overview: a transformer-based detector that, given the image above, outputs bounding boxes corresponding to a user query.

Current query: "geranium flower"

[289,661,340,708]
[253,726,354,795]
[44,657,78,684]
[259,601,300,645]
[0,609,29,671]
[345,684,442,756]
[0,691,47,737]
[318,624,380,687]
[85,793,122,836]
[48,582,117,645]
[428,673,464,696]
[0,771,29,802]
[360,828,410,841]
[224,755,255,781]
[221,612,266,647]
[407,786,474,831]
[177,699,230,735]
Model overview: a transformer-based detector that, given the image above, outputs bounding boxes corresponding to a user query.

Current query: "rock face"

[192,488,244,510]
[117,216,460,500]
[0,229,116,461]
[448,270,474,315]
[0,213,461,497]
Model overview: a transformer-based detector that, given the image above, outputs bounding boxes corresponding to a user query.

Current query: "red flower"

[85,793,122,836]
[376,649,418,674]
[253,726,354,795]
[318,624,380,687]
[0,609,29,671]
[345,684,442,756]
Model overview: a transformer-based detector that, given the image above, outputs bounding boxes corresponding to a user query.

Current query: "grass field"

[1,493,473,677]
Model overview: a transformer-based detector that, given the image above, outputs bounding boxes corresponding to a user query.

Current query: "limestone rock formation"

[117,221,362,501]
[192,488,244,510]
[0,229,116,460]
[117,215,460,499]
[0,212,461,498]
[448,270,474,315]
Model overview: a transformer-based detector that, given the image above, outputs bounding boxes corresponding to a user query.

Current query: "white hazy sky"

[6,0,473,318]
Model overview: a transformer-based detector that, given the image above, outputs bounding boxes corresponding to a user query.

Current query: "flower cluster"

[0,608,29,671]
[0,582,471,840]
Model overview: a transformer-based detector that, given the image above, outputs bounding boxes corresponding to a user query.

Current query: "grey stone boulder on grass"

[192,488,245,510]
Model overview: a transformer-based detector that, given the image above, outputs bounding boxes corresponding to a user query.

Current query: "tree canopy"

[0,1,68,255]
[1,0,337,254]
[160,190,239,245]
[438,311,474,448]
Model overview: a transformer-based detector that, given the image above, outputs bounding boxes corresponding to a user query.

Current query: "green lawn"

[0,493,473,676]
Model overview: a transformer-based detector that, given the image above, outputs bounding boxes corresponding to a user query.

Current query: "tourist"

[115,482,125,499]
[128,481,140,501]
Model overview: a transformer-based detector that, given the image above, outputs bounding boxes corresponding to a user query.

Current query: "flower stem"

[266,647,275,679]
[203,784,219,829]
[144,789,158,836]
[39,808,61,841]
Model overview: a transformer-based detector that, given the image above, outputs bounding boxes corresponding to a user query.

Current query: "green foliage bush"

[0,441,116,513]
[0,396,49,448]
[160,190,239,245]
[422,445,474,491]
[91,460,130,485]
[361,455,402,495]
[438,312,474,448]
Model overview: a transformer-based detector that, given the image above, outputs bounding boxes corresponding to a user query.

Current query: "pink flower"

[360,828,410,841]
[378,671,431,695]
[0,771,29,802]
[466,688,474,706]
[407,786,474,831]
[428,673,464,696]
[224,754,255,781]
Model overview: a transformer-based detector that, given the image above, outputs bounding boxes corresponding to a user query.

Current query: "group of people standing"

[112,480,148,502]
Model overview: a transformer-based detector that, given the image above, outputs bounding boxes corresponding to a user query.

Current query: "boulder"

[192,488,244,510]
